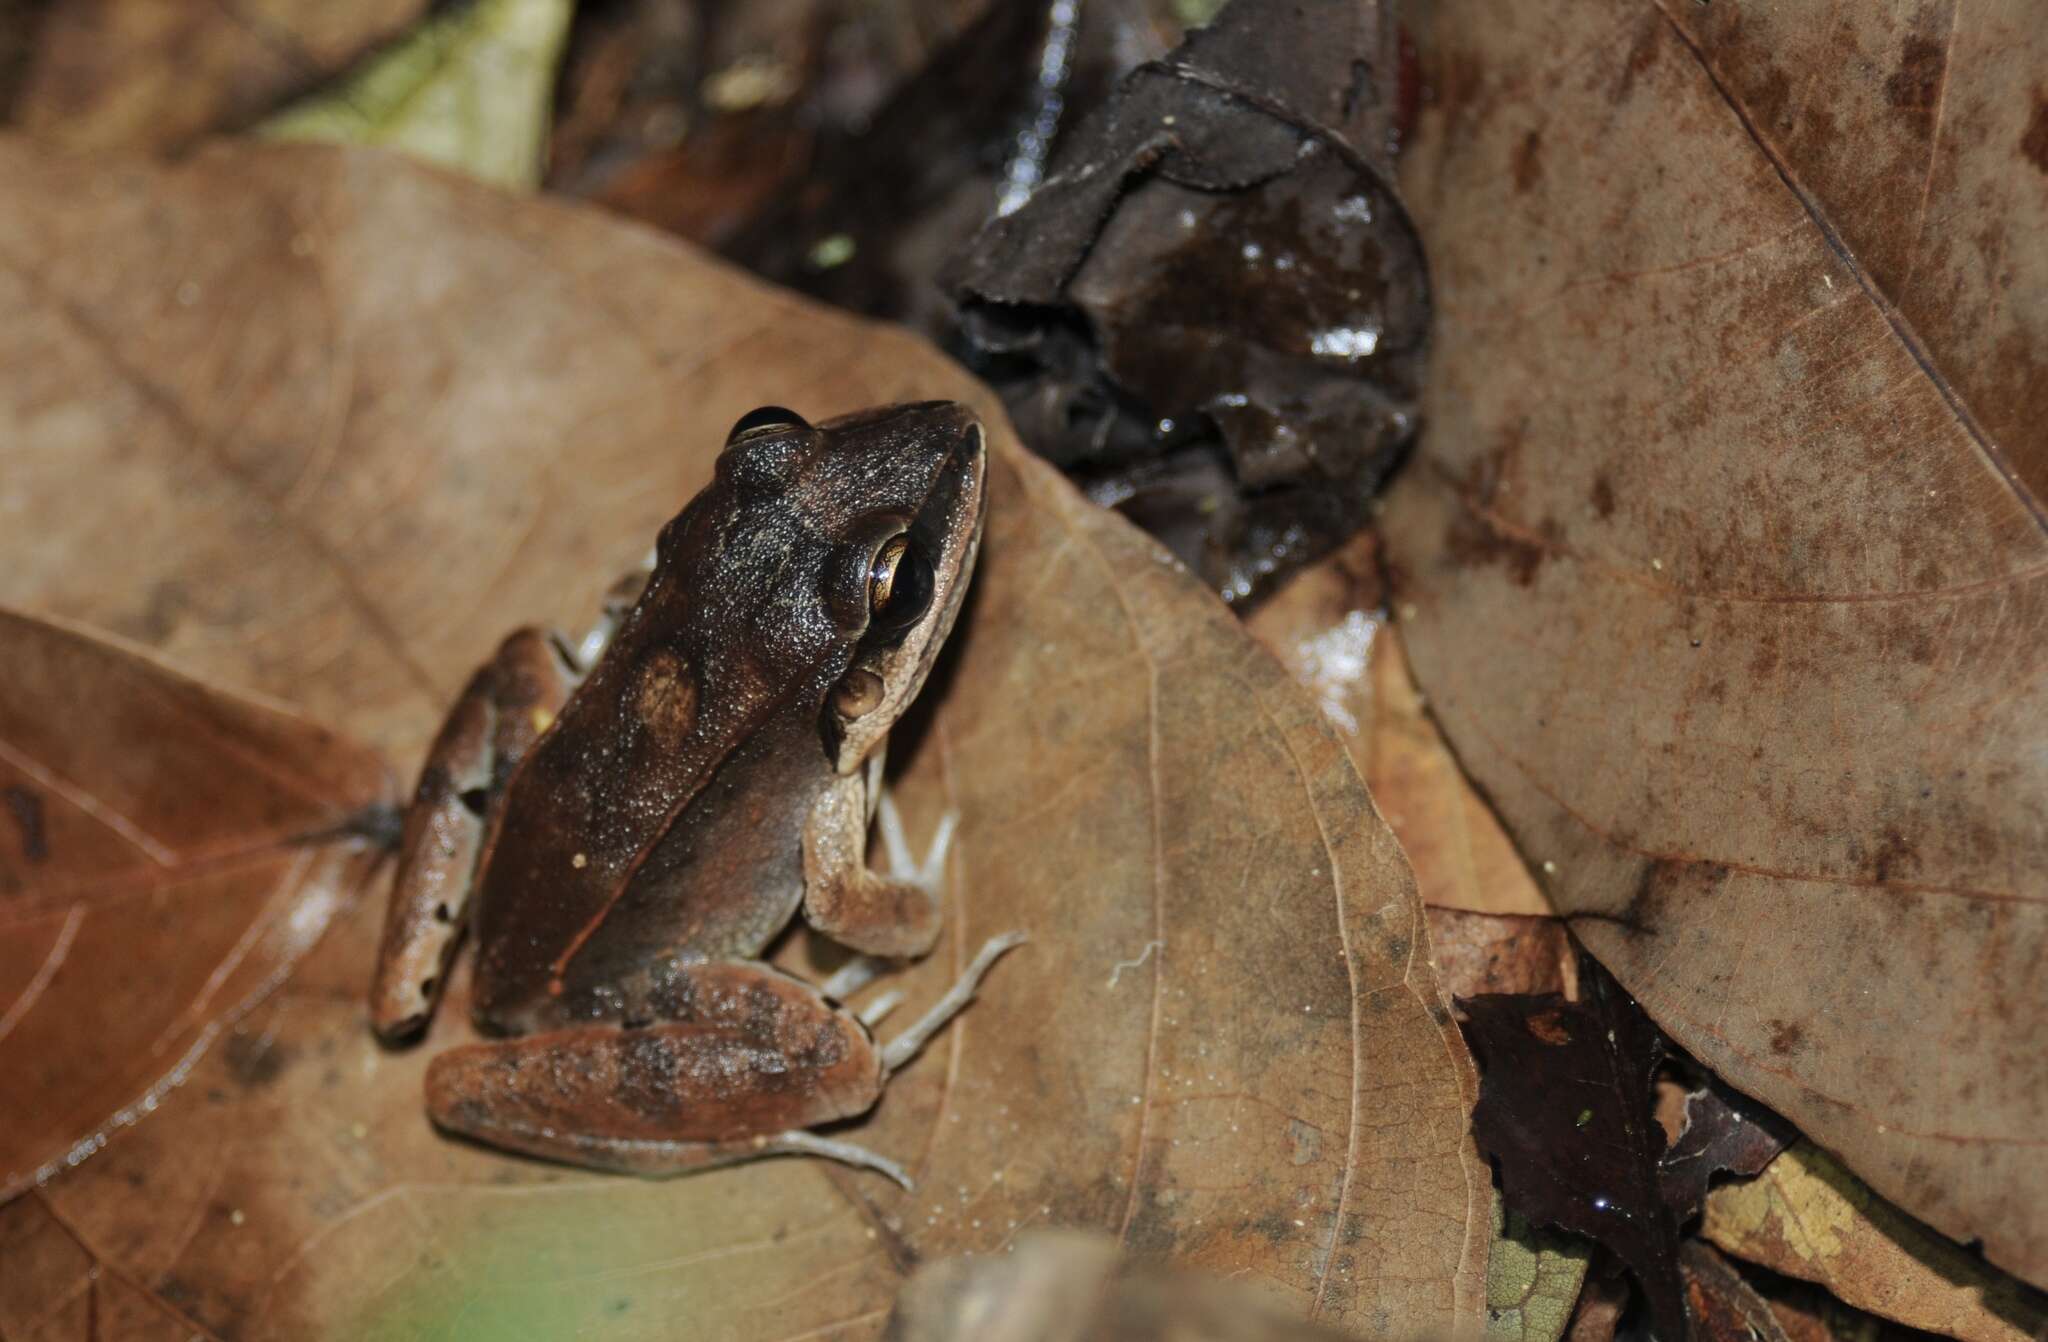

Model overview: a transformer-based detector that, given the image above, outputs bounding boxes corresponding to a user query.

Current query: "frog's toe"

[880,932,1027,1073]
[876,791,957,893]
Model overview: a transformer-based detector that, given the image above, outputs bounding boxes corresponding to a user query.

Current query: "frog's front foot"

[819,792,961,1002]
[802,768,953,960]
[876,790,956,898]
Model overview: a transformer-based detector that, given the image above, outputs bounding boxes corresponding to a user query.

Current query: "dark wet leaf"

[718,0,1165,334]
[556,0,1070,274]
[1660,1077,1798,1225]
[946,0,1426,606]
[1461,953,1686,1342]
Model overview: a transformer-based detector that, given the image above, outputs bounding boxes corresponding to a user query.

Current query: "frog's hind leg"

[423,961,904,1182]
[370,628,580,1040]
[424,940,1025,1187]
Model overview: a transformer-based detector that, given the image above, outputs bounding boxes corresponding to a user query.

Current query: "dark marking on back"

[1511,129,1543,193]
[2021,87,2048,174]
[223,1032,290,1088]
[4,786,47,863]
[1590,473,1616,520]
[1884,35,1945,125]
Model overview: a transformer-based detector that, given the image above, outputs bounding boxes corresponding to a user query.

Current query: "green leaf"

[1486,1197,1593,1342]
[258,0,573,190]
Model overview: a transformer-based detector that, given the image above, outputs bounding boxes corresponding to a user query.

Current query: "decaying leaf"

[1245,535,1549,917]
[10,0,426,152]
[0,609,391,1199]
[1384,0,2048,1280]
[259,0,575,190]
[1460,954,1685,1342]
[1561,1257,1630,1342]
[1483,1201,1591,1342]
[1681,1242,1794,1342]
[947,0,1427,607]
[1660,1076,1798,1225]
[1702,1142,2048,1342]
[0,137,1487,1339]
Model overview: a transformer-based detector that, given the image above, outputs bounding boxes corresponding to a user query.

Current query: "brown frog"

[369,401,1017,1187]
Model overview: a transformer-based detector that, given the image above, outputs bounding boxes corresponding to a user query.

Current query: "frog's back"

[468,647,834,1031]
[464,465,851,1032]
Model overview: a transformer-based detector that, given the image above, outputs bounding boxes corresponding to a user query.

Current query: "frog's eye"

[867,533,933,636]
[726,406,809,444]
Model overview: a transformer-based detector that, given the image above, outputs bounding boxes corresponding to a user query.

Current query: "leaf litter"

[0,136,1487,1340]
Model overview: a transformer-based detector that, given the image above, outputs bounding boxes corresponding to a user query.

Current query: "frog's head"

[661,400,985,772]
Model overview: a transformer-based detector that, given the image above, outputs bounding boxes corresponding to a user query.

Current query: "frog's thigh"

[801,769,942,959]
[424,962,885,1175]
[372,628,579,1040]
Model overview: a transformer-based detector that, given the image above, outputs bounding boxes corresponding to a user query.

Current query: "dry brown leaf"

[0,609,390,1201]
[0,138,1488,1339]
[11,0,427,153]
[1424,909,1573,1001]
[1759,1271,1958,1342]
[1245,536,1549,917]
[1383,0,2048,1280]
[1702,1141,2048,1342]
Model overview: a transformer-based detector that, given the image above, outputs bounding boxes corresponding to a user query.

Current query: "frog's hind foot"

[879,932,1027,1074]
[758,1131,912,1188]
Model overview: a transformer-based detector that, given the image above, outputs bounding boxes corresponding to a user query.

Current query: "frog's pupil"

[870,537,908,611]
[867,536,933,642]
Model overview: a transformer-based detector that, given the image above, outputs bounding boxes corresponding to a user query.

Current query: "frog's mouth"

[824,412,986,773]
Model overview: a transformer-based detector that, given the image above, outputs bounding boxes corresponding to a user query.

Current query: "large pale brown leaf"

[1383,0,2047,1282]
[11,0,427,153]
[0,610,390,1199]
[1245,535,1550,917]
[0,138,1488,1338]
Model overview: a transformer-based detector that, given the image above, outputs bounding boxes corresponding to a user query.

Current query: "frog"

[368,400,1018,1188]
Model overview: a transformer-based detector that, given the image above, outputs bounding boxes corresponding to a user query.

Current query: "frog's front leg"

[802,753,953,959]
[369,628,581,1040]
[423,939,1022,1187]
